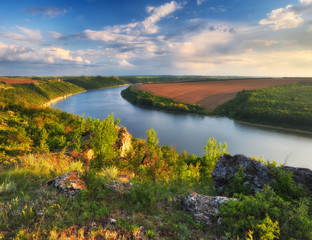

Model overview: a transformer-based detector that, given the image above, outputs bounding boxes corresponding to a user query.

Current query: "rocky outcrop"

[212,154,312,194]
[212,154,273,194]
[115,126,132,157]
[182,193,235,225]
[283,166,312,193]
[45,171,87,196]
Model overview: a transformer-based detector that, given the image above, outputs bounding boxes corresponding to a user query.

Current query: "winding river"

[52,85,312,169]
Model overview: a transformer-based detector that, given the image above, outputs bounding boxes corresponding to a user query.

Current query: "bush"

[0,176,17,193]
[219,186,312,239]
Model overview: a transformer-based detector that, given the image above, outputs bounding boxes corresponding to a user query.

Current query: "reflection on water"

[52,86,312,169]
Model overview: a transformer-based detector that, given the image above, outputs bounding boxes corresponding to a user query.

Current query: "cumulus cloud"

[259,5,304,30]
[0,41,90,65]
[25,7,68,18]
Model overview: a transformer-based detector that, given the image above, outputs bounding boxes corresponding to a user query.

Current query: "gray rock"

[212,154,312,195]
[44,171,87,196]
[182,193,235,225]
[212,154,273,194]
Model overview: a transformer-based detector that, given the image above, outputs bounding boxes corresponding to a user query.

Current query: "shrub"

[219,186,312,239]
[0,176,17,193]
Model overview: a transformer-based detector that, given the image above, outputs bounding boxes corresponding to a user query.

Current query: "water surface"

[52,86,312,169]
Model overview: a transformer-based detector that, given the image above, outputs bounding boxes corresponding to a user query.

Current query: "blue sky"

[0,0,311,76]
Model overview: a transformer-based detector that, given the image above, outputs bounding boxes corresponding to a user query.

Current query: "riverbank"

[121,85,211,115]
[122,81,312,132]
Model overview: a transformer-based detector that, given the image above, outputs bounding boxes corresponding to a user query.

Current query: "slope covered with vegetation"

[0,80,84,108]
[121,86,210,115]
[214,82,312,131]
[0,78,312,239]
[62,76,129,90]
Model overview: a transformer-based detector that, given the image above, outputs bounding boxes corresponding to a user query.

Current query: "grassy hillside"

[121,86,210,115]
[0,80,84,108]
[214,82,312,131]
[0,78,312,239]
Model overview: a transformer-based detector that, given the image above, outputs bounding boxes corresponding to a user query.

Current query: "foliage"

[121,86,210,115]
[201,137,227,179]
[219,186,312,240]
[62,75,128,90]
[214,82,312,131]
[88,114,119,168]
[0,176,17,193]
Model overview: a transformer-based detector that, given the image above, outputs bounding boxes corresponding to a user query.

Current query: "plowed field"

[135,78,312,109]
[0,77,37,84]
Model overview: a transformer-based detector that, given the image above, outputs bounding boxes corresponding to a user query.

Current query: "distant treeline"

[121,86,210,115]
[214,82,312,131]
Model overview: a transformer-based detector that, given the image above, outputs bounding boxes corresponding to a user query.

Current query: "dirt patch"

[135,78,312,109]
[0,77,38,84]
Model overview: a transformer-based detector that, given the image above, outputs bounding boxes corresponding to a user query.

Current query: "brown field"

[0,77,38,84]
[135,78,312,109]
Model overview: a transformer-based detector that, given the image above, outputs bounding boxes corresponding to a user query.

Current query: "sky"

[0,0,311,76]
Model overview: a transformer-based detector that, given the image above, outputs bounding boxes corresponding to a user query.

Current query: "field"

[135,78,312,109]
[0,77,38,84]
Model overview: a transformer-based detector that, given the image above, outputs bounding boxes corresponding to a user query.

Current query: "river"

[51,85,312,169]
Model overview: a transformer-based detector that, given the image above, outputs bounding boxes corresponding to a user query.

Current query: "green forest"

[0,78,312,239]
[214,82,312,131]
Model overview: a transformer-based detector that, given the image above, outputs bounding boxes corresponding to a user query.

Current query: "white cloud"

[141,1,182,34]
[259,5,304,30]
[0,42,90,65]
[25,7,68,18]
[119,59,134,67]
[49,31,62,40]
[0,26,42,43]
[299,0,312,4]
[16,26,42,40]
[196,0,206,6]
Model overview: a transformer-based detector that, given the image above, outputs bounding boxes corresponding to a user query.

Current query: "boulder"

[212,154,273,194]
[282,166,312,193]
[182,193,235,225]
[212,154,312,194]
[45,171,87,196]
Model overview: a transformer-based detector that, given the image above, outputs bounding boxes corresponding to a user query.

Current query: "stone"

[115,126,132,157]
[282,166,312,193]
[105,180,133,193]
[182,193,235,225]
[45,171,87,196]
[212,154,312,195]
[212,154,273,194]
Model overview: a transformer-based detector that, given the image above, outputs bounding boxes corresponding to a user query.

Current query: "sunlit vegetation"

[0,77,312,239]
[121,85,210,115]
[62,75,129,90]
[214,82,312,131]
